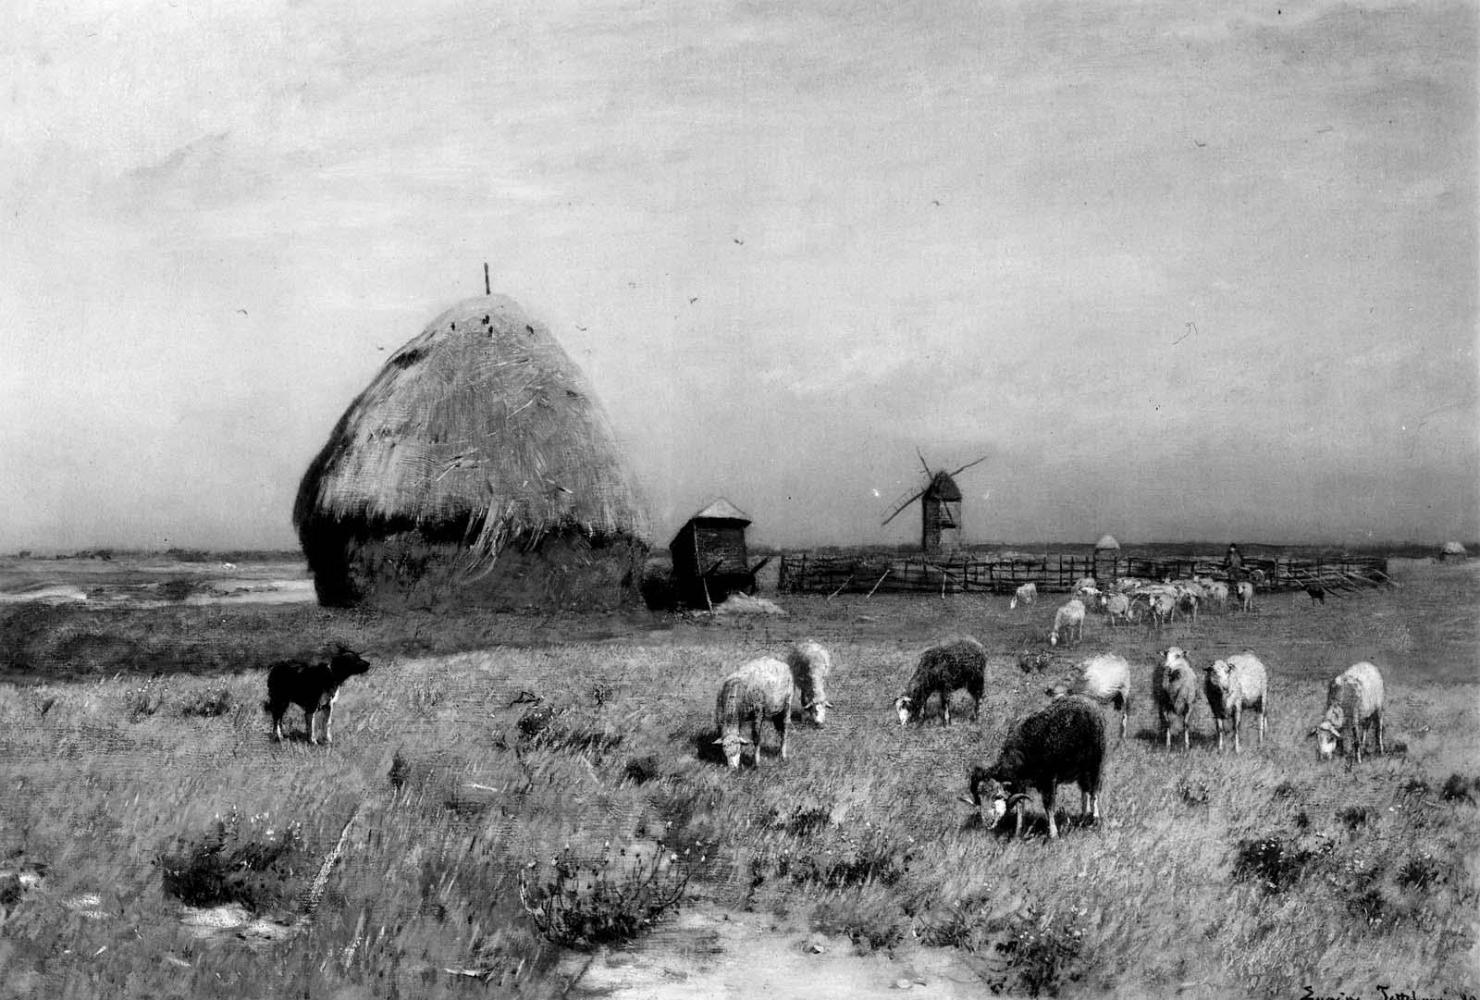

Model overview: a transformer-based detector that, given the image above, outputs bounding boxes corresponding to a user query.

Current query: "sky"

[2,0,1476,552]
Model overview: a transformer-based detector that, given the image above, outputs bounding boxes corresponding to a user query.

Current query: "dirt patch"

[560,902,988,999]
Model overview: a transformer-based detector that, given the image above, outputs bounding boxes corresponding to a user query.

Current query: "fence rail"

[775,551,1390,596]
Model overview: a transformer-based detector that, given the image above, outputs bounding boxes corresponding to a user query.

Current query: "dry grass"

[0,559,1476,998]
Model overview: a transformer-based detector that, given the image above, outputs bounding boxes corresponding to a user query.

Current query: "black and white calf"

[263,645,371,745]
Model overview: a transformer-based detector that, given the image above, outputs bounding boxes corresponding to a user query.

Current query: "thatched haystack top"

[1094,534,1121,550]
[1442,541,1468,556]
[294,295,649,552]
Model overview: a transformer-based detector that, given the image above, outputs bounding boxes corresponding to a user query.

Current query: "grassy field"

[0,558,1476,998]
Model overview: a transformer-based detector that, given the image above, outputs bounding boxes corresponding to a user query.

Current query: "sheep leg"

[774,708,789,761]
[1213,718,1224,752]
[1182,711,1191,753]
[305,707,318,745]
[1375,710,1385,756]
[1041,784,1058,839]
[941,690,951,727]
[323,700,334,746]
[1257,703,1266,749]
[1231,708,1242,754]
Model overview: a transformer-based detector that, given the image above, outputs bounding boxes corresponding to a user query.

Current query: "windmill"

[882,450,988,553]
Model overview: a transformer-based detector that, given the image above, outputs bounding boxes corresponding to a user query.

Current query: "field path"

[560,902,992,999]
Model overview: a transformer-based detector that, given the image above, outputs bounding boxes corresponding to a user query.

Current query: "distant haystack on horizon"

[1440,540,1469,561]
[1093,533,1121,582]
[1094,534,1121,550]
[293,295,651,610]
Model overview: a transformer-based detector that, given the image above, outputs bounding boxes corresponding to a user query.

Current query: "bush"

[157,578,203,602]
[776,822,913,889]
[810,889,905,953]
[991,907,1092,998]
[1232,834,1334,894]
[157,809,311,912]
[179,687,234,718]
[518,841,697,950]
[124,679,165,722]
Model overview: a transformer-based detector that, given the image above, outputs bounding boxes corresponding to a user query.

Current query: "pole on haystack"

[484,262,491,295]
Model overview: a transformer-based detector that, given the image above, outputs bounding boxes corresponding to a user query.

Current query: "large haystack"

[294,295,651,610]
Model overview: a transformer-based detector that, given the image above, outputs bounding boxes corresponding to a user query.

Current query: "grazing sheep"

[895,636,987,726]
[1311,661,1385,763]
[1236,581,1256,613]
[1049,599,1086,647]
[786,640,834,726]
[1099,592,1133,626]
[1147,592,1177,628]
[263,645,371,745]
[1018,646,1054,674]
[1009,582,1038,610]
[1203,651,1268,752]
[714,657,794,769]
[1204,580,1230,610]
[1048,653,1131,740]
[1156,647,1198,751]
[963,694,1107,840]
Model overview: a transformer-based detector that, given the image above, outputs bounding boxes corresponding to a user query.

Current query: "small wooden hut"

[921,472,963,553]
[1093,534,1121,583]
[669,499,755,608]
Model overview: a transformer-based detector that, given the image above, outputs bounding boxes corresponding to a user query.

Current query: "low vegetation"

[0,559,1475,998]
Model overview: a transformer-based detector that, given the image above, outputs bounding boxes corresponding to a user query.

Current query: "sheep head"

[965,767,1028,829]
[1314,705,1346,760]
[712,734,753,769]
[893,696,914,726]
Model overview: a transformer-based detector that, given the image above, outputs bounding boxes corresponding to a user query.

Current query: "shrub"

[179,687,235,718]
[157,578,203,603]
[157,809,310,912]
[777,822,913,889]
[518,841,697,950]
[810,889,905,953]
[124,679,165,722]
[990,907,1092,998]
[1232,834,1334,894]
[1440,773,1477,804]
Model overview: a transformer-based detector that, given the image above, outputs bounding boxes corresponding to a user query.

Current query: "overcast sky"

[3,0,1476,552]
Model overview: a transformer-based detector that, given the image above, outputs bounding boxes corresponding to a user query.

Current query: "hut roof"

[293,295,649,556]
[1094,534,1121,550]
[925,471,962,501]
[1442,541,1469,556]
[686,498,751,525]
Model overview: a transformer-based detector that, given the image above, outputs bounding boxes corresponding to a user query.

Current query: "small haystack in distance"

[293,295,650,610]
[1440,541,1469,562]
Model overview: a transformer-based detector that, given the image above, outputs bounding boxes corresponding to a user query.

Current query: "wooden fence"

[775,551,1390,596]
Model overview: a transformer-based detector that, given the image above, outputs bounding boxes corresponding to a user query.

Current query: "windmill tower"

[882,452,987,554]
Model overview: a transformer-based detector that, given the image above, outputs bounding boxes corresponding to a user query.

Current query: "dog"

[263,645,371,745]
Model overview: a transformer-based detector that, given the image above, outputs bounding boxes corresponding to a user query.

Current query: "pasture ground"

[0,557,1476,998]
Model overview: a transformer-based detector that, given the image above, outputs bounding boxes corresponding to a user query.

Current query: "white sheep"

[1235,581,1256,613]
[1048,653,1131,740]
[1311,661,1385,763]
[1009,582,1038,610]
[1049,599,1086,647]
[1099,592,1133,627]
[1204,580,1230,610]
[786,640,834,726]
[714,657,794,769]
[1155,646,1199,751]
[1147,592,1177,628]
[1203,651,1268,753]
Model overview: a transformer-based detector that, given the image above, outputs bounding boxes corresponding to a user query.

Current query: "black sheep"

[964,694,1106,839]
[894,636,987,726]
[263,645,371,745]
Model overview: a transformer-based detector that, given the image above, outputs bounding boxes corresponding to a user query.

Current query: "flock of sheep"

[710,573,1388,842]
